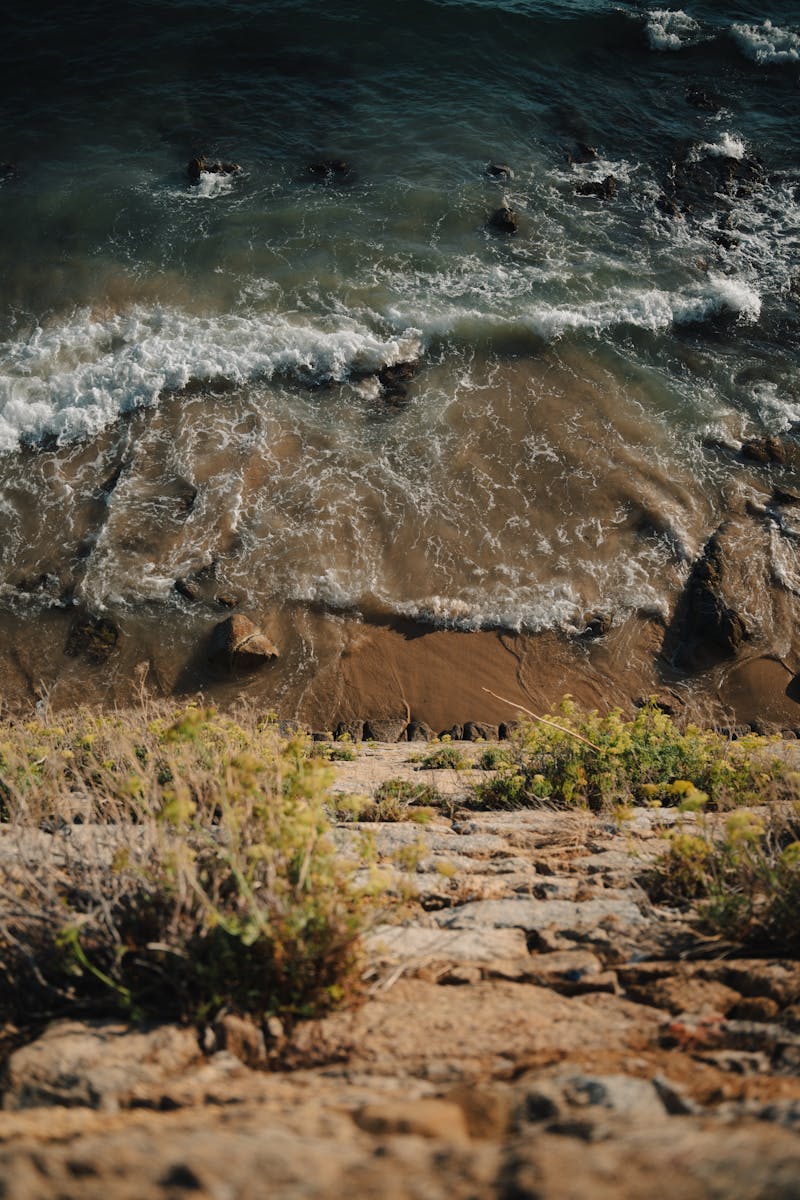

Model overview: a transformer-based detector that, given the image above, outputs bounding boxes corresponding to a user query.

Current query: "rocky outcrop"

[208,614,278,670]
[65,613,120,664]
[487,203,518,234]
[187,157,241,184]
[363,717,408,741]
[486,162,514,180]
[576,175,617,200]
[680,527,748,660]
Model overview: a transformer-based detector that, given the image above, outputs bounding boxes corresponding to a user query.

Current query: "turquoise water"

[0,1,798,646]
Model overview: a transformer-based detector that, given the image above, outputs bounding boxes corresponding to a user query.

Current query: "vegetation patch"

[469,699,787,812]
[0,705,368,1030]
[328,778,440,823]
[417,745,469,770]
[648,800,800,954]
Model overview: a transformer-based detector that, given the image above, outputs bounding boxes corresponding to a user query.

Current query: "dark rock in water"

[463,721,499,742]
[15,570,75,609]
[567,142,597,165]
[378,360,419,402]
[306,159,354,185]
[215,593,240,609]
[576,175,616,201]
[406,720,433,742]
[685,86,723,111]
[187,156,241,184]
[499,721,521,740]
[656,194,681,219]
[335,720,364,742]
[65,613,120,664]
[488,203,518,234]
[682,531,748,659]
[713,232,740,251]
[208,615,278,671]
[440,725,463,741]
[486,162,514,180]
[772,485,800,507]
[581,613,612,639]
[740,436,788,466]
[364,717,408,742]
[174,577,201,602]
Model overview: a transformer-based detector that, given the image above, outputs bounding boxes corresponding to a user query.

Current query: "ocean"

[0,0,798,714]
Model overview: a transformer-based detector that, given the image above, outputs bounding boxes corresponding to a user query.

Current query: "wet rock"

[65,612,120,664]
[576,175,617,200]
[335,720,364,742]
[215,593,240,609]
[567,142,598,165]
[681,528,748,659]
[406,720,433,742]
[740,435,789,466]
[208,614,279,671]
[486,161,514,180]
[488,203,518,234]
[463,722,499,742]
[772,485,800,507]
[174,577,201,601]
[581,612,612,639]
[187,156,241,183]
[656,193,681,218]
[364,717,408,741]
[306,159,353,185]
[377,360,419,402]
[15,570,74,608]
[714,231,740,251]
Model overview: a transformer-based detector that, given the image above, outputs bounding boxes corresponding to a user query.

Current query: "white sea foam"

[731,19,800,64]
[689,132,747,162]
[0,308,422,451]
[646,9,701,51]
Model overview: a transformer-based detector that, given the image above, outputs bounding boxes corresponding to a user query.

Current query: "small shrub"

[330,778,440,823]
[467,699,786,812]
[648,800,800,953]
[0,706,368,1030]
[419,745,468,770]
[475,746,512,770]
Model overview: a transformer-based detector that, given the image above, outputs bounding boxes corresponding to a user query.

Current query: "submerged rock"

[208,614,278,671]
[581,612,612,639]
[567,142,598,165]
[576,175,617,201]
[486,161,514,180]
[488,203,518,234]
[740,436,789,466]
[187,156,241,184]
[65,613,120,664]
[378,360,419,402]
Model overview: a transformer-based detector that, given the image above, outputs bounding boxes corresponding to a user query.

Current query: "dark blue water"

[0,1,798,656]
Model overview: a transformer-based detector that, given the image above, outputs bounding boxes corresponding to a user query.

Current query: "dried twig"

[482,688,602,752]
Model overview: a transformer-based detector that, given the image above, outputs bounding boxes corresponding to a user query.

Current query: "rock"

[576,175,616,200]
[463,722,499,742]
[3,1020,200,1112]
[208,614,279,671]
[440,725,463,740]
[406,720,433,742]
[499,721,521,740]
[215,593,240,608]
[335,720,364,742]
[377,360,419,402]
[681,527,748,659]
[486,162,514,179]
[354,1098,470,1143]
[652,1074,701,1116]
[623,973,741,1017]
[740,436,789,466]
[567,142,598,164]
[488,203,518,234]
[772,485,800,506]
[188,156,241,183]
[366,924,529,963]
[213,1014,267,1069]
[433,896,646,936]
[64,612,120,664]
[448,1082,515,1139]
[730,997,781,1022]
[519,950,604,992]
[363,717,408,741]
[174,577,201,601]
[656,193,681,218]
[581,612,612,639]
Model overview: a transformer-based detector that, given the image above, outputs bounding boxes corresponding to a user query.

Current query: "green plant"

[0,706,368,1030]
[419,745,468,770]
[329,778,440,823]
[474,746,512,770]
[469,699,785,812]
[648,800,800,952]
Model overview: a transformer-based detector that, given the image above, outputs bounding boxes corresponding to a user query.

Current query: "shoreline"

[1,603,799,735]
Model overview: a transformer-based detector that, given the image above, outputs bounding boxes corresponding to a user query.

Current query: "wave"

[0,308,422,452]
[689,132,747,162]
[645,8,701,51]
[730,19,800,65]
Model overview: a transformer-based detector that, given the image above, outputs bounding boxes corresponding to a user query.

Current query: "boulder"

[65,613,120,664]
[335,720,364,742]
[488,203,518,234]
[208,615,278,671]
[378,360,419,402]
[440,725,463,740]
[740,436,788,466]
[187,156,241,184]
[363,717,408,742]
[406,720,433,742]
[499,720,521,740]
[463,722,499,742]
[576,175,617,200]
[681,529,748,659]
[486,161,514,179]
[174,577,201,601]
[581,612,612,639]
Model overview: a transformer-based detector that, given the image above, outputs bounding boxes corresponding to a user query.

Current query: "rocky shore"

[2,741,799,1199]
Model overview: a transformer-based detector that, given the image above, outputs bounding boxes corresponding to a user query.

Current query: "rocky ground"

[2,743,800,1199]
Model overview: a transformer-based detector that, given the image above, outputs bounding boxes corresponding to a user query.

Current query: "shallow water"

[1,1,799,705]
